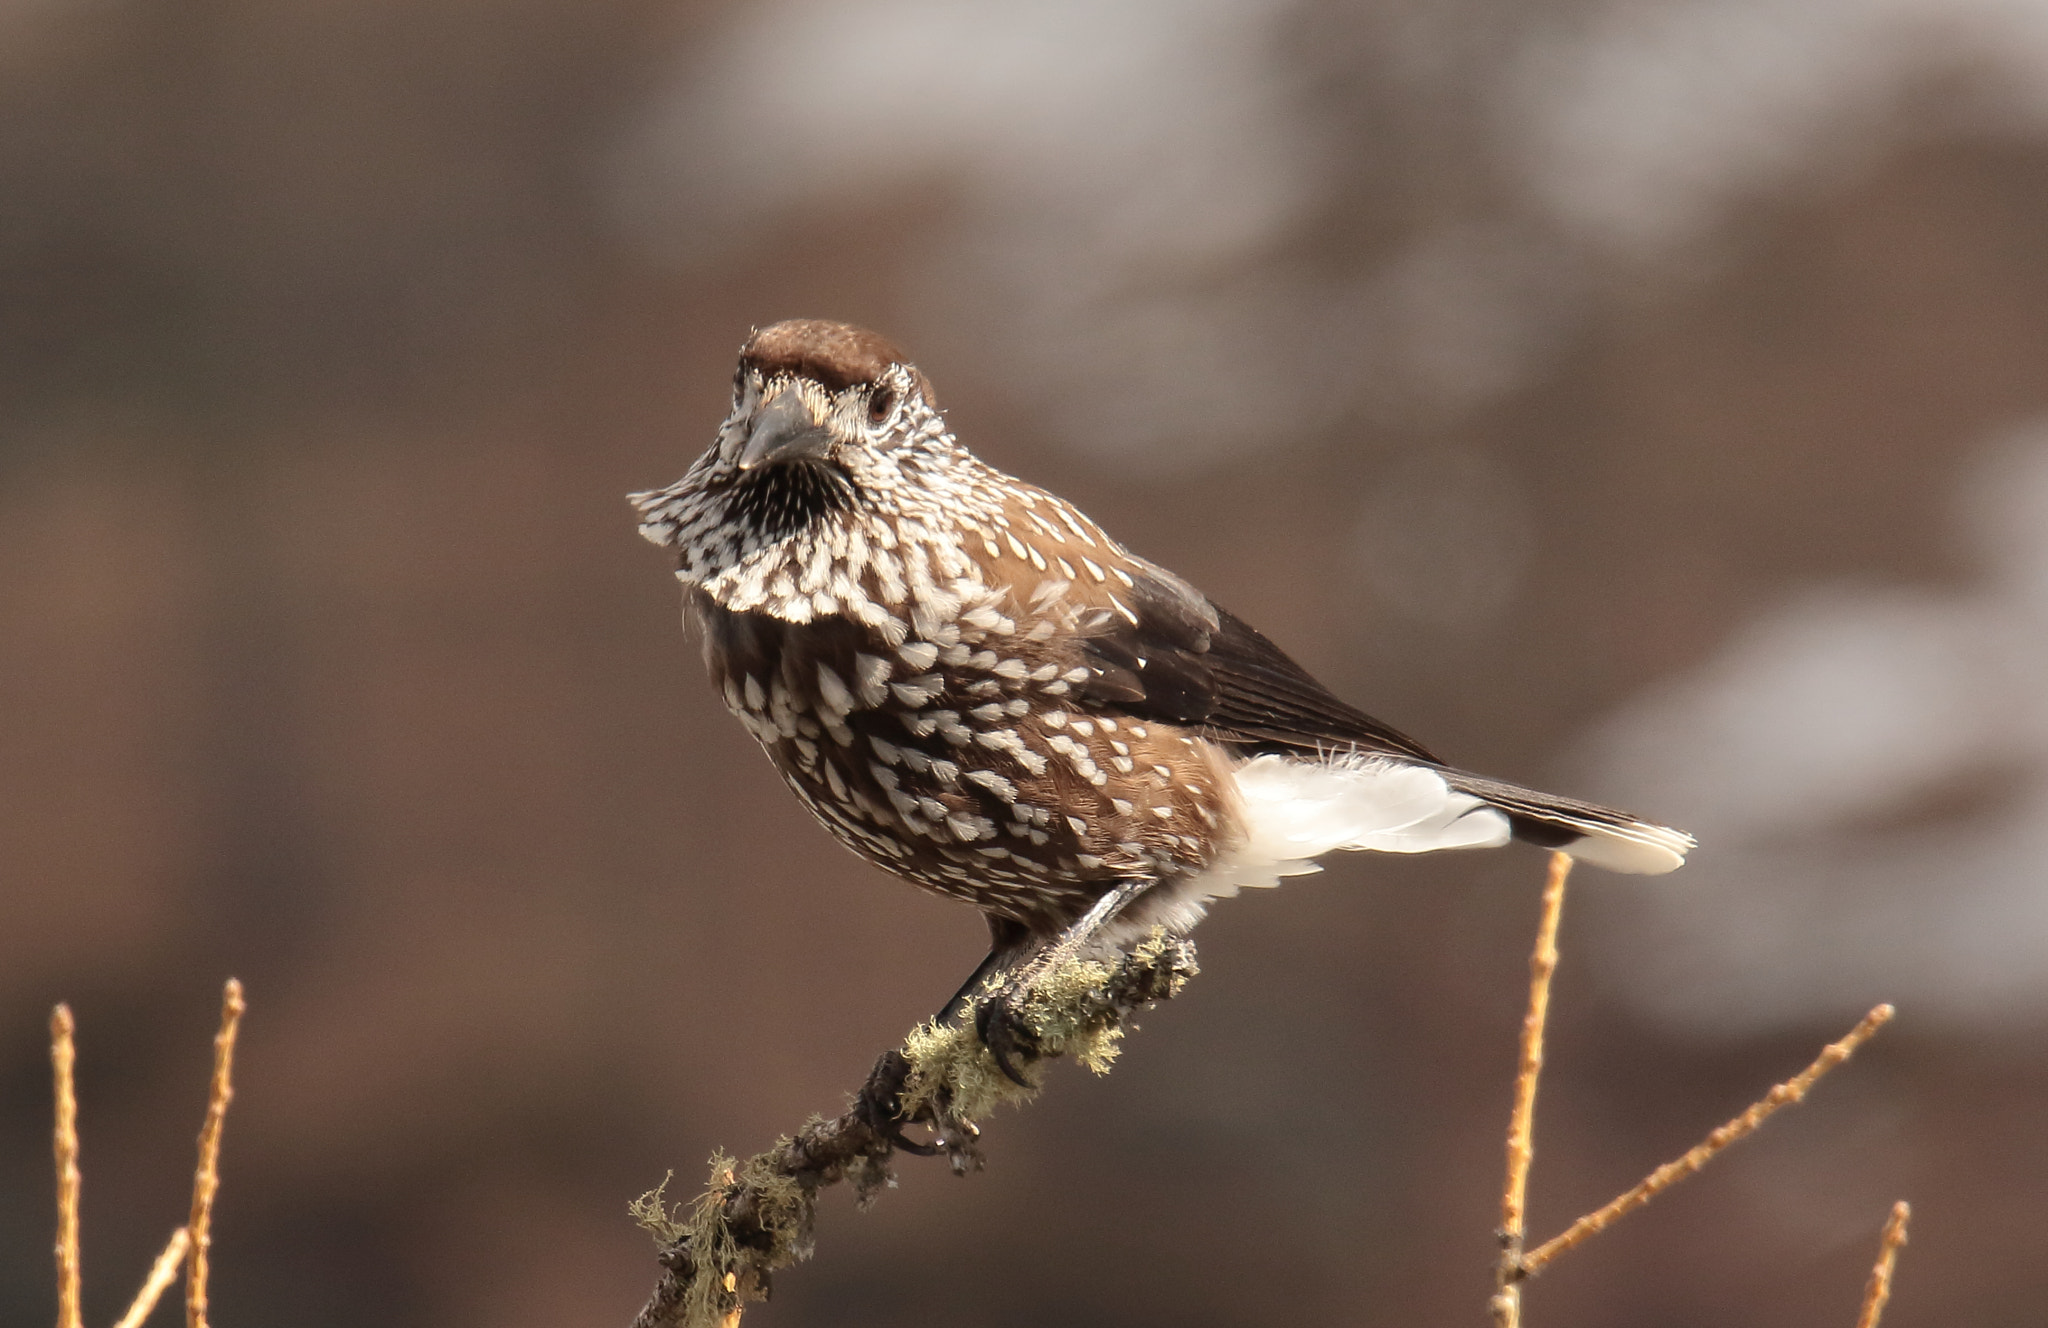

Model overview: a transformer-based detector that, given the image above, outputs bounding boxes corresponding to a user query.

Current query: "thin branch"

[52,1004,82,1328]
[1491,852,1572,1328]
[1854,1201,1911,1328]
[113,1229,191,1328]
[1519,1002,1895,1276]
[187,979,245,1328]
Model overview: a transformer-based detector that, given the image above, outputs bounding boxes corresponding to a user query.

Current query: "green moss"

[628,1170,688,1246]
[678,1153,745,1328]
[1019,954,1122,1073]
[734,1144,818,1263]
[898,929,1198,1128]
[900,1013,1040,1124]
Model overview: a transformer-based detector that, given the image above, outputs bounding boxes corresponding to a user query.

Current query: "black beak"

[737,390,832,471]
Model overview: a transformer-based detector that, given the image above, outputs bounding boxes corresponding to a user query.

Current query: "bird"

[632,318,1692,1081]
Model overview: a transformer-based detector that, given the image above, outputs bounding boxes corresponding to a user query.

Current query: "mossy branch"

[628,930,1198,1328]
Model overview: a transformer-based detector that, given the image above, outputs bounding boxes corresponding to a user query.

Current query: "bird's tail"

[1209,753,1690,901]
[1439,769,1693,875]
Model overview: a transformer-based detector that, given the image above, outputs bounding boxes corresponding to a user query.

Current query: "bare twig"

[631,933,1197,1328]
[1855,1201,1911,1328]
[1519,1002,1895,1276]
[1491,852,1572,1328]
[52,1005,82,1328]
[113,1229,192,1328]
[187,979,245,1328]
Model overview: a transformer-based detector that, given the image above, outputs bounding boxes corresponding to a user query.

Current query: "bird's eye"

[868,387,898,425]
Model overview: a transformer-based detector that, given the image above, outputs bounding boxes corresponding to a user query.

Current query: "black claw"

[856,1050,938,1155]
[974,994,1037,1087]
[890,1130,940,1157]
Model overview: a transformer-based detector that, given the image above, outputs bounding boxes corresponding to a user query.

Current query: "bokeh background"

[5,0,2047,1323]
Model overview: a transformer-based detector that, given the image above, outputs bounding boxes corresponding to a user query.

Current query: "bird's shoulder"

[982,485,1441,763]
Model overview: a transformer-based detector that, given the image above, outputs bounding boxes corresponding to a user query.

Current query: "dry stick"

[187,980,245,1328]
[1490,852,1572,1328]
[112,1229,192,1328]
[1854,1201,1912,1328]
[52,1005,83,1328]
[1519,1002,1896,1276]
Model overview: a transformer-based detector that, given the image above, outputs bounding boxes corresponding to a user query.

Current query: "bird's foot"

[973,986,1041,1088]
[855,1048,938,1156]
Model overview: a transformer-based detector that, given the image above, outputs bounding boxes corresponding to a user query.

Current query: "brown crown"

[738,320,935,405]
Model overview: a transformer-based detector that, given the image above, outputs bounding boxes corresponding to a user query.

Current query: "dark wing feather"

[1074,560,1442,763]
[1058,551,1691,872]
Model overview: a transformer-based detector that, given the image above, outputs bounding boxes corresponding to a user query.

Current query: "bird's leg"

[935,914,1034,1026]
[976,879,1152,1087]
[858,915,1035,1153]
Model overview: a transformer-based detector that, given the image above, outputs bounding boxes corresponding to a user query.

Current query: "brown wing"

[1070,556,1443,763]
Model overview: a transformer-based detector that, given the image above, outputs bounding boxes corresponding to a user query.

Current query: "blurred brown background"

[5,1,2046,1324]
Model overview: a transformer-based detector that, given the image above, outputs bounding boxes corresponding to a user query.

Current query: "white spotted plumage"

[635,320,1692,945]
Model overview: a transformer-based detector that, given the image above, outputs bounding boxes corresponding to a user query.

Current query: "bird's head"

[728,319,937,475]
[633,320,979,587]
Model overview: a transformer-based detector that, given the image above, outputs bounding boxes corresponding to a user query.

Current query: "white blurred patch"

[1504,0,2048,258]
[1575,420,2048,1032]
[606,0,1580,464]
[609,0,2048,464]
[613,0,1307,272]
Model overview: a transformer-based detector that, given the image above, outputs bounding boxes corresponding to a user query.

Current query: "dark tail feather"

[1442,771,1694,874]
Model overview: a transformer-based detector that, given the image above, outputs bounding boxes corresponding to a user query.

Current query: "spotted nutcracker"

[633,319,1692,1077]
